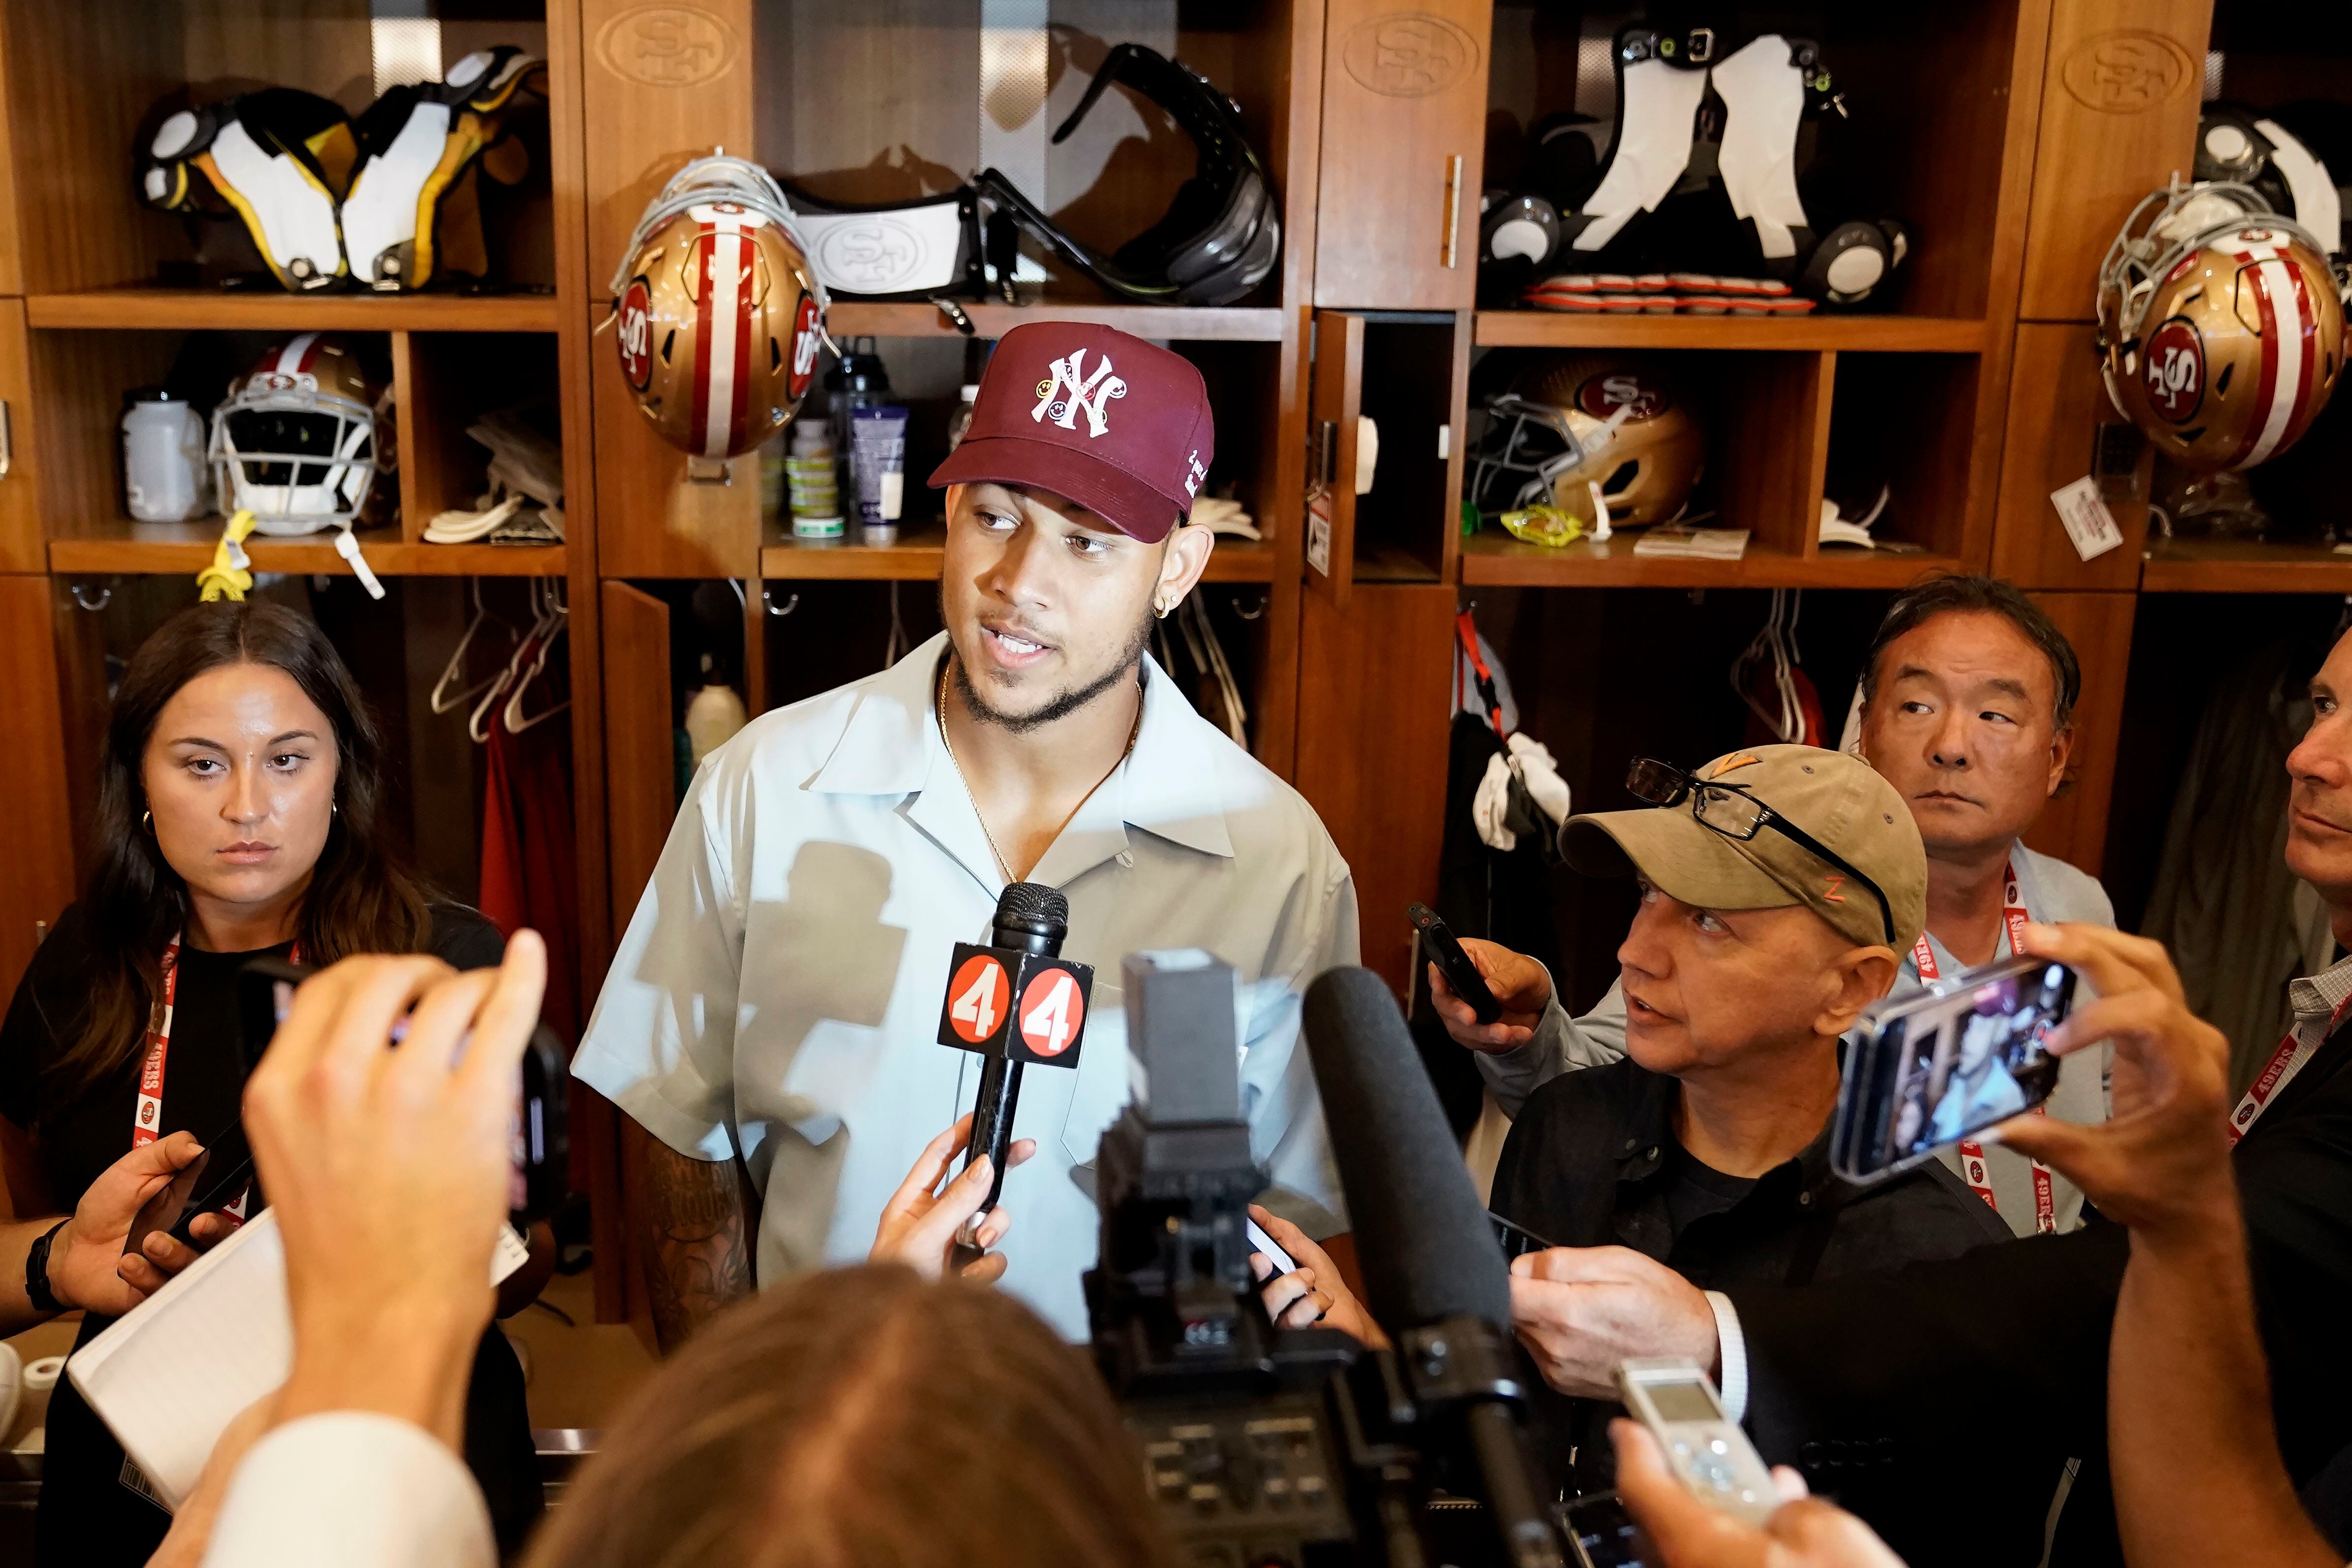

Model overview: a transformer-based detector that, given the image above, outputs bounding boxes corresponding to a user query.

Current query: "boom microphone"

[936,883,1092,1267]
[1303,966,1565,1568]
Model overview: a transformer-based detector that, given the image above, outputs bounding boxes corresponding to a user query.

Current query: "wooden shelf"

[827,301,1284,342]
[49,521,566,577]
[1457,529,1962,589]
[2138,538,2352,594]
[27,288,561,333]
[1472,312,1988,353]
[761,525,1276,583]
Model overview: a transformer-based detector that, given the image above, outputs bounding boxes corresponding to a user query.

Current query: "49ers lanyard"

[2229,991,2352,1145]
[134,936,297,1225]
[1910,863,2057,1235]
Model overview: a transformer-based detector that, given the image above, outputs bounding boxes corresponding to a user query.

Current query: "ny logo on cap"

[1033,349,1128,438]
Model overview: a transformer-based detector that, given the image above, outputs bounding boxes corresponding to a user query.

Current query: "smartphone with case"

[1831,955,2076,1184]
[231,956,571,1222]
[1408,903,1504,1024]
[1559,1491,1646,1568]
[1615,1360,1778,1528]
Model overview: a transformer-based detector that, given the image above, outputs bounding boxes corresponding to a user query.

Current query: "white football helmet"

[210,333,383,535]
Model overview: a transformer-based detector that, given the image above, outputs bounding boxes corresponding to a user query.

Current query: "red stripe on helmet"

[2274,256,2322,456]
[2225,249,2281,470]
[690,223,716,461]
[729,234,753,452]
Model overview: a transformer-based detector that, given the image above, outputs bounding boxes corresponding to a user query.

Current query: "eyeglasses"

[1624,757,1897,946]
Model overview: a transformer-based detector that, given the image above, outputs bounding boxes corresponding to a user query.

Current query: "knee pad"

[342,47,547,291]
[141,89,354,291]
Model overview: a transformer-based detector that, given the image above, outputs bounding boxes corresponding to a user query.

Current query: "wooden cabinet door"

[2019,0,2211,322]
[1291,582,1456,992]
[0,301,36,574]
[1313,1,1491,309]
[0,577,77,999]
[1991,323,2151,590]
[1305,310,1365,611]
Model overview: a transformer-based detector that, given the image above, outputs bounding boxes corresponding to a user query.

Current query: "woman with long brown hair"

[0,600,544,1566]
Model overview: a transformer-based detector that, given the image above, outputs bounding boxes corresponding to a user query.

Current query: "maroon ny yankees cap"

[928,321,1214,544]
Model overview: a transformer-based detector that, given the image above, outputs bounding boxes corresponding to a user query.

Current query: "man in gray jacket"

[1436,575,2113,1235]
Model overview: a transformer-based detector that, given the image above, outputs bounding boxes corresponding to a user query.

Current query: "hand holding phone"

[1832,956,2077,1184]
[1409,903,1505,1024]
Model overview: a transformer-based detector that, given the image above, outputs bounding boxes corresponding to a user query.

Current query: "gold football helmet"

[1470,352,1707,527]
[2097,180,2349,472]
[609,155,831,462]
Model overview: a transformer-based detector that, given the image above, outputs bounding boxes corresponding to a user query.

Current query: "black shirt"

[1490,1056,2014,1497]
[0,902,540,1565]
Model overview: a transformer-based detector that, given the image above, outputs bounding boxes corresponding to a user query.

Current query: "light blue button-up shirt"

[574,632,1358,1339]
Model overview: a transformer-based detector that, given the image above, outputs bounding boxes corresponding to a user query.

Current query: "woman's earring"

[140,810,152,832]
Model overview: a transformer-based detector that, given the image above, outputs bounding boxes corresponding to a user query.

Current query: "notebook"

[68,1212,531,1509]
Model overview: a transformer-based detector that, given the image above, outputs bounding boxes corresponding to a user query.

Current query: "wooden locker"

[1992,323,2152,590]
[0,576,79,999]
[1312,0,1491,310]
[1291,582,1456,993]
[2020,589,2137,878]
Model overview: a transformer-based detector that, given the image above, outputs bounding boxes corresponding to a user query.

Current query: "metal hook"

[765,589,800,617]
[70,581,111,612]
[1229,592,1266,621]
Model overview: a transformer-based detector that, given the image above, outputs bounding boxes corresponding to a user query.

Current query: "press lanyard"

[2230,992,2352,1145]
[1910,863,2056,1235]
[132,932,297,1222]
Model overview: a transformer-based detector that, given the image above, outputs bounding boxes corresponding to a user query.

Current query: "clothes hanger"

[430,579,516,715]
[504,578,572,734]
[471,579,544,743]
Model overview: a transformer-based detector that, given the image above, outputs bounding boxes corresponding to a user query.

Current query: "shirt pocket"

[1058,980,1129,1170]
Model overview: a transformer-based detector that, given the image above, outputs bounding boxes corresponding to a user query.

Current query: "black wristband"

[25,1219,67,1313]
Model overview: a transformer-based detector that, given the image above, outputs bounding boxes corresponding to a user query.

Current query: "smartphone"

[1831,955,2077,1184]
[1408,903,1504,1024]
[236,957,572,1223]
[122,1114,258,1260]
[1244,1215,1298,1277]
[1560,1491,1646,1568]
[1488,1208,1561,1261]
[1615,1359,1778,1528]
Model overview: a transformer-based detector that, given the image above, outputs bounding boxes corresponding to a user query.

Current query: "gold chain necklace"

[936,656,1142,883]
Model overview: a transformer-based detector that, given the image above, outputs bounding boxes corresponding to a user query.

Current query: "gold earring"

[1154,596,1172,619]
[140,810,152,832]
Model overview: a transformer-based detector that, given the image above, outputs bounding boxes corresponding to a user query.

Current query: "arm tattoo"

[632,1134,752,1351]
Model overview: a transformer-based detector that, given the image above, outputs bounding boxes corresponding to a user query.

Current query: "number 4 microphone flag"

[935,943,1093,1069]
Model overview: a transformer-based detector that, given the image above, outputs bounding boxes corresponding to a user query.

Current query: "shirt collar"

[2289,950,2352,1035]
[805,630,1237,866]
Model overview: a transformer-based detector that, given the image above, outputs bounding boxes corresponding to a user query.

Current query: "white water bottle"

[122,391,207,522]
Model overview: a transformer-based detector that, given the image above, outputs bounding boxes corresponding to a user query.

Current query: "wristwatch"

[24,1219,66,1313]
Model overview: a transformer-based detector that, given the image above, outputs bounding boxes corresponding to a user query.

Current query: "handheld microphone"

[936,882,1092,1268]
[1304,966,1566,1568]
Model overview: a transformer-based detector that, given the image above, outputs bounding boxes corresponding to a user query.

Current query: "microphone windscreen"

[994,881,1069,936]
[1303,966,1512,1331]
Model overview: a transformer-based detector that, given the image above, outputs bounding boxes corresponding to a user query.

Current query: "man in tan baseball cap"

[1378,745,2011,1505]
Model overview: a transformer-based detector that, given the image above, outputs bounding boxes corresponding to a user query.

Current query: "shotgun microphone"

[936,882,1092,1268]
[1304,965,1566,1568]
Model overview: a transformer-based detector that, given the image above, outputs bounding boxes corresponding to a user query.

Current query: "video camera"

[1087,953,1566,1568]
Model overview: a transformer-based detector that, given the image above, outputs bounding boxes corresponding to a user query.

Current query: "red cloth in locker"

[479,691,582,1047]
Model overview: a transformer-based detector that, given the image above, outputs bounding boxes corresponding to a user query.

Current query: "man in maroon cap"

[576,322,1362,1349]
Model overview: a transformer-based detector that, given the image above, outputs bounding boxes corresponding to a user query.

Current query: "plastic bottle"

[945,383,980,450]
[122,390,208,522]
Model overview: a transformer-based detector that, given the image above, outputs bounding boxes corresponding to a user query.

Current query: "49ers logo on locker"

[617,279,655,391]
[2142,316,2205,422]
[1575,372,1670,421]
[787,291,822,400]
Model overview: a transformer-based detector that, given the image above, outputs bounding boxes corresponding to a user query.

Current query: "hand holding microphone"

[935,882,1093,1270]
[871,1113,1037,1284]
